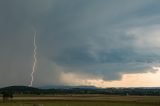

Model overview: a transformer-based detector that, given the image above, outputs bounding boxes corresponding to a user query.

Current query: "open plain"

[0,95,160,106]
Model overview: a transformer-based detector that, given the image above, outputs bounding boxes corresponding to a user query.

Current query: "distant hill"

[0,85,160,96]
[0,86,39,91]
[0,86,41,94]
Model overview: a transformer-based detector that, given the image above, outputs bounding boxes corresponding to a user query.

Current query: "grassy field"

[0,95,160,106]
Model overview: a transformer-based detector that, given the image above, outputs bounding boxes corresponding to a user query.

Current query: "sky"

[1,0,160,87]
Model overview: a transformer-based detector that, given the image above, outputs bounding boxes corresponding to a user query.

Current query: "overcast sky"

[1,0,160,87]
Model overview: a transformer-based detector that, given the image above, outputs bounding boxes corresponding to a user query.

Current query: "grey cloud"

[0,0,160,87]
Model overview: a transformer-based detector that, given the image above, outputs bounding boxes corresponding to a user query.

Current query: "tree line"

[0,86,160,96]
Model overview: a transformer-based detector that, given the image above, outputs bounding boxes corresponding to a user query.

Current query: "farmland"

[0,95,160,106]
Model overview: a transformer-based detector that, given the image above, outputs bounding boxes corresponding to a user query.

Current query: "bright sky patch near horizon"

[0,0,160,87]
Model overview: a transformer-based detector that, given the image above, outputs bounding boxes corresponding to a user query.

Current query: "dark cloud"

[0,0,160,87]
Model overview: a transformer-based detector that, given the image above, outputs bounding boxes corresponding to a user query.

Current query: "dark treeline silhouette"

[0,86,160,96]
[2,91,13,102]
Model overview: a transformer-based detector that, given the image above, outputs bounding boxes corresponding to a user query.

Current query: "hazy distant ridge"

[0,86,160,96]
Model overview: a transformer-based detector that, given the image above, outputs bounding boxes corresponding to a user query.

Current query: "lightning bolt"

[29,29,37,87]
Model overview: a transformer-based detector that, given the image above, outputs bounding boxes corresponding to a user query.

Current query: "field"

[0,95,160,106]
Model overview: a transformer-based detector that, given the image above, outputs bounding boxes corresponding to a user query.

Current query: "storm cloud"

[0,0,160,87]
